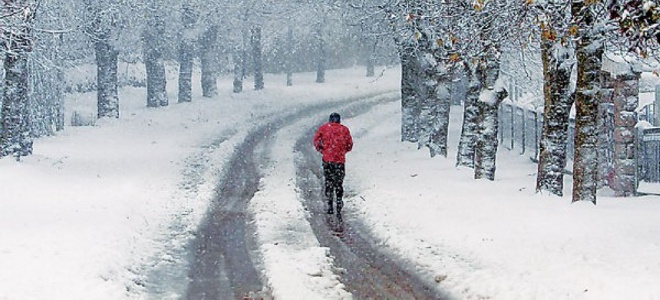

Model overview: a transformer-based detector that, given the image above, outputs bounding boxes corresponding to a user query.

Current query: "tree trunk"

[572,1,605,204]
[252,26,264,90]
[1,1,34,158]
[432,67,452,158]
[400,49,420,143]
[416,52,439,153]
[286,27,293,86]
[365,38,376,77]
[144,4,168,107]
[475,88,507,180]
[200,25,219,97]
[474,59,507,181]
[536,34,575,196]
[456,61,483,168]
[417,53,451,157]
[233,48,243,93]
[316,27,326,83]
[95,39,120,118]
[178,3,196,103]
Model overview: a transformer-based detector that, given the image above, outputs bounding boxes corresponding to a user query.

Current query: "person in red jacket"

[313,112,353,219]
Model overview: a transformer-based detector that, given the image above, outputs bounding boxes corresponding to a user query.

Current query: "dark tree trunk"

[286,27,293,86]
[432,69,452,158]
[252,26,264,90]
[144,4,168,107]
[1,3,34,158]
[200,25,219,97]
[536,34,575,196]
[233,48,243,93]
[572,1,605,204]
[366,39,376,77]
[95,40,120,118]
[400,49,420,143]
[178,3,196,103]
[83,0,119,118]
[456,61,483,168]
[316,27,326,83]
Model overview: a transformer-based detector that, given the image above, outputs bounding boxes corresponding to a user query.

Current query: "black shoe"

[327,208,334,214]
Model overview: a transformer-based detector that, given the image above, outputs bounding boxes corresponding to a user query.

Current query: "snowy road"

[173,93,442,299]
[294,105,443,299]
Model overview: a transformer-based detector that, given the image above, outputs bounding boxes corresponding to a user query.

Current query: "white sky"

[1,66,660,300]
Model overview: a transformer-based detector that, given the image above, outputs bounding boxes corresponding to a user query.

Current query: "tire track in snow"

[293,96,446,299]
[184,93,398,299]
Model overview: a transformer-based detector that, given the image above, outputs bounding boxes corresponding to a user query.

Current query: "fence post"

[499,104,503,143]
[532,109,539,157]
[655,84,660,126]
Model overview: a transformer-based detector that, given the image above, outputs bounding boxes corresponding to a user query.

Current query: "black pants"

[323,161,345,212]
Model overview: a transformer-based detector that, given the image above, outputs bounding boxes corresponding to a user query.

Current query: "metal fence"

[498,103,575,161]
[638,127,660,183]
[499,100,660,187]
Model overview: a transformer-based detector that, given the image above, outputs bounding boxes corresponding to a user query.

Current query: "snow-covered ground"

[1,66,660,300]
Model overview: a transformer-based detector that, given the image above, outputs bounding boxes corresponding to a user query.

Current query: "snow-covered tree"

[143,0,169,107]
[200,24,220,97]
[178,1,198,103]
[252,26,264,90]
[607,0,660,55]
[456,61,482,168]
[534,0,576,196]
[1,0,38,158]
[572,0,607,204]
[82,0,122,118]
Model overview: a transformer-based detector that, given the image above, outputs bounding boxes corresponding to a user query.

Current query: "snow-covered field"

[1,66,660,300]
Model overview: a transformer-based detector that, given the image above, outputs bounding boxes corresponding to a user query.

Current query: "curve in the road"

[147,91,439,299]
[184,96,387,299]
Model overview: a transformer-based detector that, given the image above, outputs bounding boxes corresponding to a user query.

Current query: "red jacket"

[313,122,353,164]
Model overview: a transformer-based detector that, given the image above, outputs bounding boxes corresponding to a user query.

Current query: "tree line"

[1,0,395,159]
[350,0,658,203]
[2,0,659,204]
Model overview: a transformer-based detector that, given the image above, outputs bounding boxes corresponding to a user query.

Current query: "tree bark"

[474,58,506,181]
[95,39,120,118]
[286,27,293,86]
[456,61,483,168]
[536,33,575,196]
[252,26,264,90]
[1,1,34,158]
[572,1,605,204]
[316,27,326,83]
[178,3,196,103]
[400,48,420,143]
[200,25,219,97]
[233,48,243,93]
[144,2,168,107]
[475,88,507,180]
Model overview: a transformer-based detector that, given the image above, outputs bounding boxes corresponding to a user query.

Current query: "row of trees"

[350,0,657,203]
[2,0,658,204]
[1,0,396,159]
